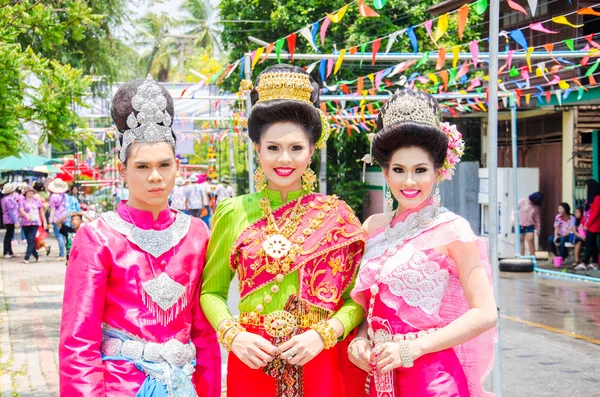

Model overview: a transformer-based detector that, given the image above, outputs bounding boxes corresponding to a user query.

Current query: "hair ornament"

[438,122,465,181]
[118,75,175,163]
[361,133,377,182]
[316,108,331,149]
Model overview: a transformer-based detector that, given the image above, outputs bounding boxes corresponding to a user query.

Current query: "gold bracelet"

[216,319,236,346]
[222,324,245,351]
[310,321,338,350]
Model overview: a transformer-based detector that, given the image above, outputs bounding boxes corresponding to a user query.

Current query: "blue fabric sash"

[101,327,198,397]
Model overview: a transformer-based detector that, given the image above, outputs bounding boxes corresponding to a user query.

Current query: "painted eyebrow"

[264,141,306,145]
[133,158,173,165]
[391,163,430,167]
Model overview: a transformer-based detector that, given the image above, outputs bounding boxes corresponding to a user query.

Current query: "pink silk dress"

[59,201,221,396]
[352,204,496,397]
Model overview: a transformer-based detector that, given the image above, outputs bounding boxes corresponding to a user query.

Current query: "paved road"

[0,237,599,396]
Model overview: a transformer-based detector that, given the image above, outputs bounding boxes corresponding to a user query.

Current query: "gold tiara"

[256,72,314,104]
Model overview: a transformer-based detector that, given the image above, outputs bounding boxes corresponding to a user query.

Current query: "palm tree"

[136,12,177,82]
[179,0,222,55]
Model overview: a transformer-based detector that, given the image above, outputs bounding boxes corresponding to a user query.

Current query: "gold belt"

[238,310,329,338]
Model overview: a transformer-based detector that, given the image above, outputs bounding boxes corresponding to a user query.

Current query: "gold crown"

[256,72,314,104]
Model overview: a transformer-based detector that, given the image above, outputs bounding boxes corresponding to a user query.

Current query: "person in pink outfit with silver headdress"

[349,90,497,397]
[59,76,221,397]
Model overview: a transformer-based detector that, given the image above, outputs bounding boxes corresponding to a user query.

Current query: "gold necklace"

[251,193,306,314]
[259,194,305,262]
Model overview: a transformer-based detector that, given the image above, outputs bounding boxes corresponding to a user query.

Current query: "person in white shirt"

[185,176,205,218]
[214,175,234,206]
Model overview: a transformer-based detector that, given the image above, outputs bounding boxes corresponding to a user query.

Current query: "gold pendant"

[262,234,292,259]
[263,310,297,338]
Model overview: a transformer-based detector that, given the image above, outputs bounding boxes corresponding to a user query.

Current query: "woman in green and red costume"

[200,64,366,397]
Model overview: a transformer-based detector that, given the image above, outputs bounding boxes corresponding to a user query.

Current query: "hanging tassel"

[141,290,190,326]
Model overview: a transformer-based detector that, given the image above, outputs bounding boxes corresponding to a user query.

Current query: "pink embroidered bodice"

[352,205,496,397]
[59,201,221,396]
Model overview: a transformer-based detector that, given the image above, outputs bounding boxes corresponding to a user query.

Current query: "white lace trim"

[382,251,450,315]
[361,208,454,265]
[101,211,191,258]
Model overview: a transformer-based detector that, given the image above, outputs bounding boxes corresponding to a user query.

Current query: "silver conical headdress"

[118,75,176,162]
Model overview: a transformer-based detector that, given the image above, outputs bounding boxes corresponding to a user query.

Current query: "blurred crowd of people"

[0,177,93,264]
[517,179,600,271]
[169,174,234,227]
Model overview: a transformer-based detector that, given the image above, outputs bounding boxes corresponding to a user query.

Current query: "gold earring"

[302,164,317,193]
[254,162,267,192]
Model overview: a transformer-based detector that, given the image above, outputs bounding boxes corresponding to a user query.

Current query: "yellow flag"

[552,15,584,28]
[252,47,265,69]
[558,80,570,90]
[327,5,349,23]
[428,73,439,84]
[525,93,531,104]
[434,13,449,42]
[367,73,375,87]
[452,45,460,68]
[535,67,544,77]
[334,49,347,74]
[526,47,534,72]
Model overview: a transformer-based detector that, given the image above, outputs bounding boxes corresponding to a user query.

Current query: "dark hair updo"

[110,78,176,162]
[248,64,321,145]
[372,91,448,170]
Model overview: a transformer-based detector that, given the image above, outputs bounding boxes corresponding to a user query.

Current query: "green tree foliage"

[136,12,177,82]
[218,0,483,217]
[16,0,143,86]
[0,1,98,157]
[180,0,222,54]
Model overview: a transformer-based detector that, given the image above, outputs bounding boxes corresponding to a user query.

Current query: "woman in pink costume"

[59,76,221,397]
[349,90,497,397]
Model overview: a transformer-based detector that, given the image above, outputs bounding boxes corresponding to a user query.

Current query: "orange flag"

[357,77,364,94]
[259,43,275,64]
[436,48,447,70]
[440,70,449,91]
[358,0,380,17]
[578,7,600,17]
[590,75,597,86]
[458,5,469,40]
[543,43,554,54]
[349,46,358,55]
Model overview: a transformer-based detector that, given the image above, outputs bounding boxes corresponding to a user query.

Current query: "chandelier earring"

[432,183,441,209]
[301,161,317,193]
[254,161,268,192]
[385,183,394,213]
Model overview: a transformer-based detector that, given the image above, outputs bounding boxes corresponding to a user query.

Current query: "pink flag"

[529,22,558,34]
[320,17,331,46]
[507,50,515,69]
[507,0,528,16]
[470,41,479,67]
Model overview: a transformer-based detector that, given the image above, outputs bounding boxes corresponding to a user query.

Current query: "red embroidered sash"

[230,194,364,313]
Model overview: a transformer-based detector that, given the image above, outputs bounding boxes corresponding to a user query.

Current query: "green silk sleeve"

[200,199,237,330]
[332,277,365,340]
